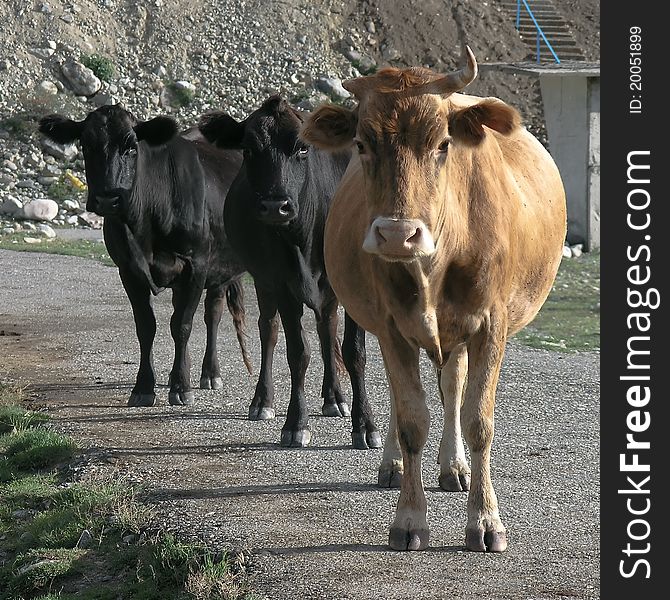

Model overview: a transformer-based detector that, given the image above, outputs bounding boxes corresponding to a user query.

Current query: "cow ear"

[300,104,357,151]
[198,112,245,149]
[38,114,84,144]
[134,116,179,146]
[449,99,521,147]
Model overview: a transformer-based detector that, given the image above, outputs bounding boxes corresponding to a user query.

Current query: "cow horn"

[421,45,478,96]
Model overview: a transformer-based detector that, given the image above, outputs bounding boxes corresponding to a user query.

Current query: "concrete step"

[498,0,586,62]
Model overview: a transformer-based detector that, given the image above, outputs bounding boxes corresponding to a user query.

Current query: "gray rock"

[62,199,81,212]
[61,58,101,96]
[2,159,18,171]
[37,224,57,238]
[0,196,22,216]
[41,138,78,162]
[571,244,583,258]
[562,245,572,258]
[22,199,59,222]
[382,46,402,62]
[2,227,15,235]
[16,180,39,190]
[36,81,59,96]
[315,77,350,100]
[78,211,103,229]
[76,529,93,549]
[30,47,55,60]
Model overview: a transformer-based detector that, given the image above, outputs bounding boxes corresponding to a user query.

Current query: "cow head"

[301,46,520,263]
[199,96,309,226]
[38,105,178,216]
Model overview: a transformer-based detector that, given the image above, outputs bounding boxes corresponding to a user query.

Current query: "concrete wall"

[540,75,600,250]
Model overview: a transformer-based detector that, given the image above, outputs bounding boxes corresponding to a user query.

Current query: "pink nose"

[363,217,436,259]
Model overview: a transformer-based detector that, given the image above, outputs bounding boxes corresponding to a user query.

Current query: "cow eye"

[354,139,366,154]
[437,139,450,154]
[296,146,309,158]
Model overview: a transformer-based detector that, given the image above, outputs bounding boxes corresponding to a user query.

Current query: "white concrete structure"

[485,62,600,250]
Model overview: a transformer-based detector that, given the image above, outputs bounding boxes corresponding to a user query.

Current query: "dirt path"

[0,249,600,600]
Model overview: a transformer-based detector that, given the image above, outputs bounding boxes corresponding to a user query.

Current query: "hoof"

[280,429,312,447]
[439,471,470,492]
[465,527,507,553]
[389,527,429,551]
[378,461,403,488]
[321,402,351,417]
[128,393,156,407]
[352,429,383,450]
[199,376,223,390]
[249,405,276,421]
[168,391,195,406]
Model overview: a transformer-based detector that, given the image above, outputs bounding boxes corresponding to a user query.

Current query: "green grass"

[514,251,600,353]
[0,382,255,600]
[0,235,114,267]
[80,54,115,82]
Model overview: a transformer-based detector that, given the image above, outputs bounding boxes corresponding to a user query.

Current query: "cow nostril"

[375,226,387,243]
[407,228,422,244]
[259,203,270,215]
[279,201,292,216]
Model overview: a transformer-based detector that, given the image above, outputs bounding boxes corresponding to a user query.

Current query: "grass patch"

[80,54,115,82]
[514,251,600,353]
[165,81,196,107]
[0,405,48,435]
[0,387,255,600]
[0,234,113,267]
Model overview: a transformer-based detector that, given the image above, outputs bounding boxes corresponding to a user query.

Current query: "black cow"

[38,104,250,406]
[199,96,380,449]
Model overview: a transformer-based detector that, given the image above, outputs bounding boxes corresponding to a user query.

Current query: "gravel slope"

[0,249,600,599]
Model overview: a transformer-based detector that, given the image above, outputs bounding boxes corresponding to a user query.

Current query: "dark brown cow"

[301,46,567,552]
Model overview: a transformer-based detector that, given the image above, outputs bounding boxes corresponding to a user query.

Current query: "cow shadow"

[252,543,464,555]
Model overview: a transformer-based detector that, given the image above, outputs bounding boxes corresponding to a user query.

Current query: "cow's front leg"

[438,343,470,492]
[377,383,402,486]
[379,330,429,551]
[278,295,311,447]
[168,278,205,406]
[316,291,350,418]
[248,284,278,420]
[343,312,381,449]
[462,311,508,552]
[118,268,157,407]
[199,285,226,390]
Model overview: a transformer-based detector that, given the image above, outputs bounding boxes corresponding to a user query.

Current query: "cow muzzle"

[90,194,122,216]
[363,217,436,260]
[258,196,297,225]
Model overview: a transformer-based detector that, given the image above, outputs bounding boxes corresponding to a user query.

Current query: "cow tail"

[226,278,253,375]
[334,335,347,376]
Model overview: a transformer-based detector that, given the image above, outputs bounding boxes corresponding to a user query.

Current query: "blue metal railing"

[515,0,561,64]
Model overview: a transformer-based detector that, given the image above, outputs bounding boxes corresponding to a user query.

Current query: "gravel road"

[0,248,600,599]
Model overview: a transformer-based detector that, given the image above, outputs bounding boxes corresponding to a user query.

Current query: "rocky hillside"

[0,0,599,235]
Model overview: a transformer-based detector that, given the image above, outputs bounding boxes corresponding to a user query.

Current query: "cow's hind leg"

[248,284,278,420]
[316,290,350,418]
[438,343,470,491]
[343,312,381,449]
[119,269,157,407]
[379,330,429,551]
[168,279,205,406]
[462,311,508,552]
[278,294,311,447]
[199,285,225,390]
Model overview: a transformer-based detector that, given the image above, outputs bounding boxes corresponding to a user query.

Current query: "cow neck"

[374,255,443,365]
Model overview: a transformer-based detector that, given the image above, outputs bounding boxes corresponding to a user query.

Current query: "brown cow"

[301,46,567,552]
